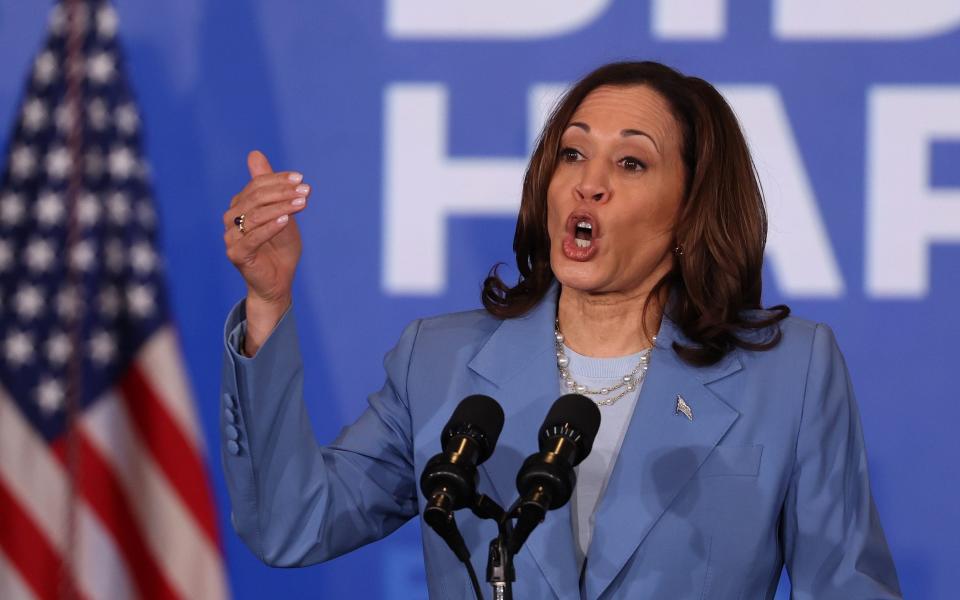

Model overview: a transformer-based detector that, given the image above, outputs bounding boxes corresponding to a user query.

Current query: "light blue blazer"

[219,288,901,599]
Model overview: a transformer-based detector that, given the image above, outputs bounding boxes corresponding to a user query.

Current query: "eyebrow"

[566,122,660,154]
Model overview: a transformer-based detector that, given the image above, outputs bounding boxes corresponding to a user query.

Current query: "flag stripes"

[0,482,76,600]
[119,366,220,548]
[82,385,228,599]
[50,433,181,600]
[0,343,228,600]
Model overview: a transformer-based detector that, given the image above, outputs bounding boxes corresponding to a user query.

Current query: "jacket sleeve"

[219,300,420,566]
[781,323,902,599]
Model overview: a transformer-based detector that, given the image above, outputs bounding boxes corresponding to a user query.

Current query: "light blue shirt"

[561,345,647,570]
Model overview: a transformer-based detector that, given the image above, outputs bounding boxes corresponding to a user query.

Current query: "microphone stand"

[470,495,516,600]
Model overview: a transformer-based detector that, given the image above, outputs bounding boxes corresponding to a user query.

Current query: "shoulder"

[734,309,833,355]
[418,307,502,336]
[733,313,845,386]
[388,307,502,362]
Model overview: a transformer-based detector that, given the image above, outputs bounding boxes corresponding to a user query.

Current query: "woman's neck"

[557,286,663,358]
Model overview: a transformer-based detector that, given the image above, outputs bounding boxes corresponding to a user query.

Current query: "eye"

[559,147,583,162]
[619,156,646,172]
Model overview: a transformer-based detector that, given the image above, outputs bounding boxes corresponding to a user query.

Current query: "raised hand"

[223,150,309,355]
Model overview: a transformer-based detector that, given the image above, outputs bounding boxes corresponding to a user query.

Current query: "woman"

[220,61,901,598]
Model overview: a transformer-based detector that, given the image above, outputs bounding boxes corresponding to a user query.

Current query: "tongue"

[575,229,591,240]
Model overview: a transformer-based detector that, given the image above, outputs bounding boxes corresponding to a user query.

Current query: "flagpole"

[62,1,86,598]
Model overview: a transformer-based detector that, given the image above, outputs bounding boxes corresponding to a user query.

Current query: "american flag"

[0,1,228,598]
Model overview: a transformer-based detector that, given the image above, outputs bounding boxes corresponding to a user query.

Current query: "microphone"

[420,394,505,561]
[511,394,601,553]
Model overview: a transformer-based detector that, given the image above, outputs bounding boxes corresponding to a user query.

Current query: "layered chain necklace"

[554,319,655,407]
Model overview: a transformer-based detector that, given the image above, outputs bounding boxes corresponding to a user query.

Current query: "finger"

[226,194,307,236]
[230,172,304,207]
[230,213,295,260]
[225,182,310,227]
[247,150,273,178]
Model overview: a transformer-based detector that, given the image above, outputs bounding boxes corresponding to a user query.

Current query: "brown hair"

[481,61,789,366]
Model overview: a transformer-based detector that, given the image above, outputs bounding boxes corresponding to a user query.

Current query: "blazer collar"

[467,284,744,600]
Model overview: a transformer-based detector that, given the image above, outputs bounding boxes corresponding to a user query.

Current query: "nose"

[575,164,610,203]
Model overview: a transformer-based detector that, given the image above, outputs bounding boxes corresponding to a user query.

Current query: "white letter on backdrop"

[383,84,525,295]
[527,84,568,147]
[386,0,612,39]
[652,0,727,39]
[720,86,845,298]
[774,0,960,39]
[866,86,960,298]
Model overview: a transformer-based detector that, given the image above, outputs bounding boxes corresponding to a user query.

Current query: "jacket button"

[224,408,236,423]
[226,440,241,455]
[222,393,237,409]
[225,424,240,441]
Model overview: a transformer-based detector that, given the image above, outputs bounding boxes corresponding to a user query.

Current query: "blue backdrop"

[1,1,958,598]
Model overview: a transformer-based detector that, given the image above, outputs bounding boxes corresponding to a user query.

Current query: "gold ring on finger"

[234,213,247,235]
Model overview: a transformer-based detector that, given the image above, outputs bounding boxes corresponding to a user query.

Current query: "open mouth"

[567,213,598,247]
[561,213,599,261]
[574,220,593,248]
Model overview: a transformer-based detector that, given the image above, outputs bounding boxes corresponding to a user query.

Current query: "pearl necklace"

[554,319,654,407]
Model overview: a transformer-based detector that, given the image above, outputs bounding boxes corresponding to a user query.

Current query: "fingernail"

[288,172,303,183]
[292,197,306,207]
[295,184,310,195]
[277,214,289,224]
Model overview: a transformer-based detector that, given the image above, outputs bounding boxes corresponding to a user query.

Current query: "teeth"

[576,221,592,230]
[575,238,591,248]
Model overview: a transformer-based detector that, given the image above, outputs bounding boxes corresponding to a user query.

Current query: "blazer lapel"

[468,286,581,600]
[582,317,743,600]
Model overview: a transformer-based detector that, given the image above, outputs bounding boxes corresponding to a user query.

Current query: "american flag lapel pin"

[675,395,693,421]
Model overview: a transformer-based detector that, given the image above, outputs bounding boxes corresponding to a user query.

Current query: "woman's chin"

[552,262,609,294]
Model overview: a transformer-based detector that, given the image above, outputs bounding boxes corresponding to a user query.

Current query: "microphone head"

[539,394,601,464]
[442,394,505,463]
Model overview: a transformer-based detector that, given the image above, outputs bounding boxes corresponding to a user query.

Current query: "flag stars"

[130,241,157,274]
[87,51,116,85]
[14,284,45,320]
[10,145,37,180]
[35,190,66,227]
[25,237,56,273]
[115,104,139,135]
[4,330,34,367]
[127,284,156,318]
[87,99,109,131]
[36,378,66,415]
[45,145,73,180]
[33,51,59,86]
[70,239,96,272]
[54,103,77,133]
[78,193,101,226]
[46,4,90,37]
[21,98,49,133]
[46,331,72,365]
[48,5,66,35]
[89,329,117,365]
[1,193,26,226]
[97,5,119,39]
[108,146,136,180]
[106,192,131,224]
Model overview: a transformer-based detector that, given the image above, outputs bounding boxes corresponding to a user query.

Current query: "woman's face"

[547,84,686,297]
